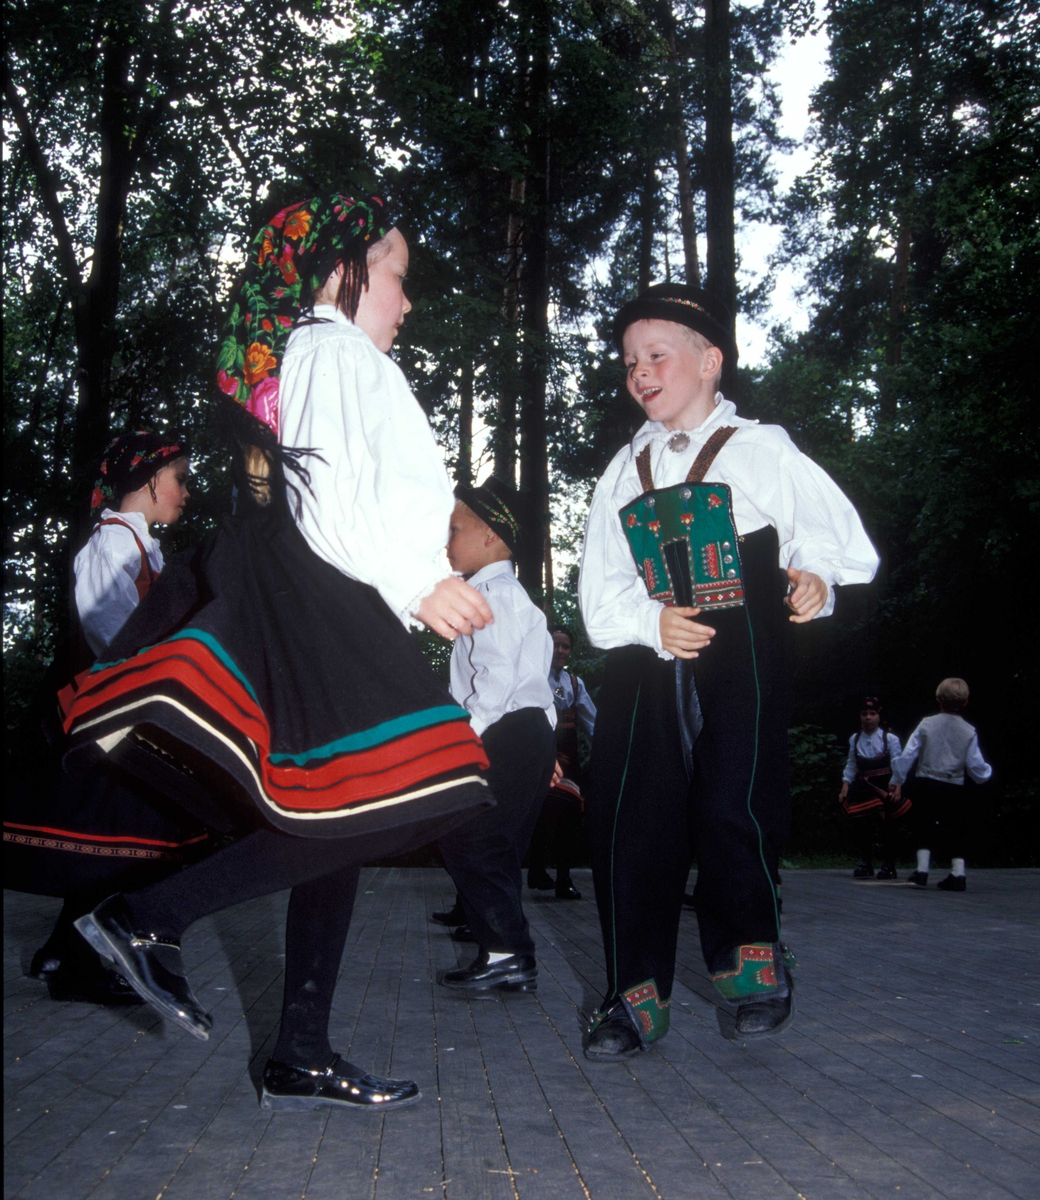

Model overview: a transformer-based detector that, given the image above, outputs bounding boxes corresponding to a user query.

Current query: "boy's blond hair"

[936,677,970,711]
[677,325,723,393]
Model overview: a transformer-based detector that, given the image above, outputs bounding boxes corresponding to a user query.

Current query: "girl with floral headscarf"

[64,193,494,1112]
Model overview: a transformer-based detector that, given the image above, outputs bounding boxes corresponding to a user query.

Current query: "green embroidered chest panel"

[618,481,745,610]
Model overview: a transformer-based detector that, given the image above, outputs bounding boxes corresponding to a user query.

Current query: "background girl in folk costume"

[838,696,906,880]
[4,433,209,1006]
[65,192,494,1112]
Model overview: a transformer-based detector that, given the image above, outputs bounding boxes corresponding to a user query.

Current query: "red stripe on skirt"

[65,639,488,813]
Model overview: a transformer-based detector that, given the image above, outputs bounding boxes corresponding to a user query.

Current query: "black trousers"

[439,708,556,954]
[587,527,791,1006]
[912,777,970,860]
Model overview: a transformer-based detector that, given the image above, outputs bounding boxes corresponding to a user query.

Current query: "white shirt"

[548,668,597,740]
[449,560,556,737]
[279,306,454,626]
[578,395,880,659]
[890,713,992,787]
[842,730,903,784]
[74,509,163,657]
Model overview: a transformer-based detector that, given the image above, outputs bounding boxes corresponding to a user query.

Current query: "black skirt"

[3,760,210,898]
[63,508,491,840]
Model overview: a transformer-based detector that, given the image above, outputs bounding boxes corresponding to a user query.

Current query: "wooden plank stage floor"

[5,868,1039,1200]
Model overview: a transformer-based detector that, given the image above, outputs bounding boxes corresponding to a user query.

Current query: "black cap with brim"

[612,283,738,369]
[454,477,525,556]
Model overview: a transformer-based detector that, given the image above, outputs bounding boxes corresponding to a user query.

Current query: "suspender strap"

[633,426,739,493]
[685,426,739,483]
[635,445,654,493]
[94,518,157,592]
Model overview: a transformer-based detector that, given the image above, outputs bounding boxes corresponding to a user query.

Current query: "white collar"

[466,559,515,586]
[99,508,153,541]
[631,394,739,452]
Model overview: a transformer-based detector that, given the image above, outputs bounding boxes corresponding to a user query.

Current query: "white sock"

[486,951,513,964]
[951,858,966,877]
[917,849,931,873]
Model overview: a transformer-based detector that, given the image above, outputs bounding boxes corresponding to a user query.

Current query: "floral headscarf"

[216,193,391,437]
[91,432,190,515]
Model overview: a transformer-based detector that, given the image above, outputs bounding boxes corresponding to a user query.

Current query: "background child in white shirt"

[438,477,556,994]
[890,677,992,891]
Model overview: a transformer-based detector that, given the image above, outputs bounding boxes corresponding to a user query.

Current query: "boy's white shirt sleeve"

[890,725,923,786]
[579,459,668,658]
[279,318,454,626]
[74,514,162,657]
[887,731,903,758]
[743,429,880,618]
[964,735,993,784]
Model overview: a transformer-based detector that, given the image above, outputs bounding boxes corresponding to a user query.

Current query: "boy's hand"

[551,759,563,787]
[660,606,715,659]
[888,783,902,803]
[785,567,828,623]
[415,576,493,640]
[838,781,849,802]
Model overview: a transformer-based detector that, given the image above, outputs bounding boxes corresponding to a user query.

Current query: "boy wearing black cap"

[578,284,879,1057]
[437,478,557,993]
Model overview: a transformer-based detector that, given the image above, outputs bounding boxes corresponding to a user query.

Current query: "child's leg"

[439,709,555,955]
[272,862,360,1070]
[586,648,689,1038]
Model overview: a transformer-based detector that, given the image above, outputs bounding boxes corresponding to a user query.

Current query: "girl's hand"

[552,759,564,787]
[785,567,828,623]
[660,606,715,659]
[839,781,849,802]
[415,576,493,639]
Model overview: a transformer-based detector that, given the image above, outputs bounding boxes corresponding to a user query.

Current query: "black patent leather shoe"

[260,1054,420,1111]
[716,955,794,1041]
[583,1003,643,1061]
[431,902,466,926]
[47,960,142,1006]
[555,882,581,900]
[29,944,63,981]
[527,869,555,890]
[440,948,537,992]
[852,861,875,878]
[450,924,477,943]
[74,895,212,1040]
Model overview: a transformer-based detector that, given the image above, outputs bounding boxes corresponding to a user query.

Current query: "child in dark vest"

[8,433,204,1005]
[578,283,879,1058]
[838,696,905,880]
[890,677,992,892]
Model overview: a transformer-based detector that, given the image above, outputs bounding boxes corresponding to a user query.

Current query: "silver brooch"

[667,432,690,453]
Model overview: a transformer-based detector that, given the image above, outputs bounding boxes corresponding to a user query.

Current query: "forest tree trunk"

[703,0,737,390]
[516,0,551,599]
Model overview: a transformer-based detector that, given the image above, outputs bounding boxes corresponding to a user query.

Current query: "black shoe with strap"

[852,861,875,879]
[527,869,555,891]
[74,895,212,1040]
[261,1054,420,1111]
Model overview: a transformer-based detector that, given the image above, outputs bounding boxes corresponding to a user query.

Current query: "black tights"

[125,829,372,1070]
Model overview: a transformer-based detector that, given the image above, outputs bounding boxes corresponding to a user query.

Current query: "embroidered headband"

[91,432,190,514]
[454,477,526,556]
